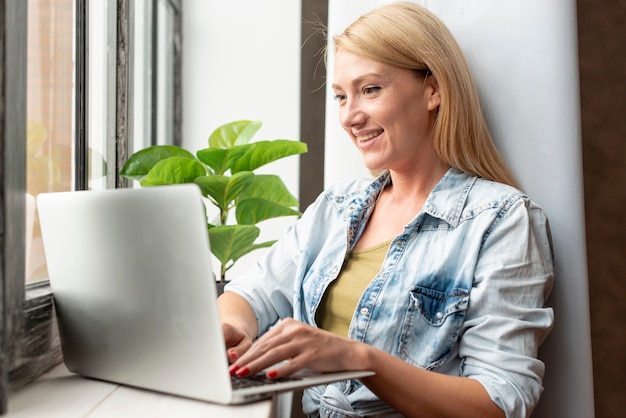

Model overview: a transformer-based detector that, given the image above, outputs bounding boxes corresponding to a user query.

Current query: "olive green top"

[316,240,391,337]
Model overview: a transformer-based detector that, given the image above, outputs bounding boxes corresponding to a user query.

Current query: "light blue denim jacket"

[226,168,554,418]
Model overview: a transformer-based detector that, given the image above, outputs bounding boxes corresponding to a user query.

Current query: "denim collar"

[334,167,476,229]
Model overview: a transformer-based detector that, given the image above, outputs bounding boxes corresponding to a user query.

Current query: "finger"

[235,324,298,367]
[232,344,293,377]
[222,323,243,347]
[222,323,253,364]
[231,333,304,377]
[226,338,252,364]
[264,359,303,380]
[233,330,318,377]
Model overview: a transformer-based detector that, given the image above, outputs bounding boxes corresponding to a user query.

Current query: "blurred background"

[577,1,626,417]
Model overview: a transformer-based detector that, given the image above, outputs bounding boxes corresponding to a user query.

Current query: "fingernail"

[229,364,239,376]
[235,367,250,377]
[229,350,238,360]
[266,370,278,379]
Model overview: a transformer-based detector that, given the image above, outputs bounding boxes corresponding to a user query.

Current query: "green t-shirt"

[316,240,391,337]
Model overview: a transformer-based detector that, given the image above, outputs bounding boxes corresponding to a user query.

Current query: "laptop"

[37,184,373,405]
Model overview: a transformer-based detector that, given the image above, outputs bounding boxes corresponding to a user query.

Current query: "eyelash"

[333,86,381,102]
[362,86,380,95]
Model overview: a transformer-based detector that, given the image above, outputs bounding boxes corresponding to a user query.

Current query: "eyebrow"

[331,72,385,91]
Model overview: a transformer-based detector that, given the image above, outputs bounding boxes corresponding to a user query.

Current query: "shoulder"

[467,177,544,217]
[467,177,526,208]
[426,169,547,227]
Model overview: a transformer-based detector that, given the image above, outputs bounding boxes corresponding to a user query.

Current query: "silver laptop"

[37,184,373,405]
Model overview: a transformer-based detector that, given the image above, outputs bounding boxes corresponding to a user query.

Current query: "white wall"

[326,1,594,417]
[182,0,301,278]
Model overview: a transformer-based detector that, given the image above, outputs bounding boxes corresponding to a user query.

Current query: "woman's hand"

[217,292,259,364]
[222,322,253,364]
[229,318,365,378]
[219,298,503,418]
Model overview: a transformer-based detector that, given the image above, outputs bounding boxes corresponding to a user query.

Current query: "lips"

[356,130,383,142]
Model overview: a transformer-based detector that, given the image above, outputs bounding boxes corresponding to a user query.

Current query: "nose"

[339,97,366,129]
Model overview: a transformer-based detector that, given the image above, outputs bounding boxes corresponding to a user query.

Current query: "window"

[26,0,75,284]
[0,0,181,412]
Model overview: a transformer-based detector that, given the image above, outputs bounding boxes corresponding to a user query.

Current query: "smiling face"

[332,50,442,175]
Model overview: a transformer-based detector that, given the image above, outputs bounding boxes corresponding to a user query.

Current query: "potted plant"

[119,120,307,286]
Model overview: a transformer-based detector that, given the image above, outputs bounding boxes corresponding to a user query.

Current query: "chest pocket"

[397,285,469,370]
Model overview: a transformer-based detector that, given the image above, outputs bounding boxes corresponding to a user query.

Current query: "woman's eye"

[333,93,346,102]
[363,86,380,95]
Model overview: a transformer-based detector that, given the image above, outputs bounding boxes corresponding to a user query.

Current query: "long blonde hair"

[334,2,518,187]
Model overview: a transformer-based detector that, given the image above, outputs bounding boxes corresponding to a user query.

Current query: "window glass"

[132,0,153,153]
[156,0,176,145]
[26,0,75,283]
[88,0,116,190]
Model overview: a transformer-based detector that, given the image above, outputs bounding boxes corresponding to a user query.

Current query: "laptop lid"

[37,185,372,405]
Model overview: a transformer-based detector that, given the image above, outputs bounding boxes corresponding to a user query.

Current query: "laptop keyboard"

[231,373,303,389]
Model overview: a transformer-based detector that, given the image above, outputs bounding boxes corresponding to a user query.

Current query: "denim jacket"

[226,168,554,418]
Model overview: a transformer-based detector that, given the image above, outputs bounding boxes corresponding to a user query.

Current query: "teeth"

[357,130,383,142]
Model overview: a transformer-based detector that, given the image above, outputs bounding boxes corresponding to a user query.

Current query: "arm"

[217,291,258,361]
[230,318,504,418]
[356,343,504,418]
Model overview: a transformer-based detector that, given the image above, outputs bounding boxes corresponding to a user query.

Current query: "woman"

[218,3,554,417]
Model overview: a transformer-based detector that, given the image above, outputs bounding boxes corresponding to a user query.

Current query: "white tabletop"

[6,364,275,418]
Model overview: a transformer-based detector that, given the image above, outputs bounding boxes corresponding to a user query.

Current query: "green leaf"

[236,198,301,225]
[140,156,207,186]
[196,146,252,175]
[196,148,228,175]
[208,120,262,149]
[208,224,260,266]
[230,240,275,264]
[120,145,196,181]
[229,140,307,173]
[238,174,299,206]
[194,171,254,211]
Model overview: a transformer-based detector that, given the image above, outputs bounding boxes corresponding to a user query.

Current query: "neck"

[385,162,449,204]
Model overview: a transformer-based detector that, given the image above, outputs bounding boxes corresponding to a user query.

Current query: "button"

[331,266,338,274]
[436,312,444,319]
[360,307,369,315]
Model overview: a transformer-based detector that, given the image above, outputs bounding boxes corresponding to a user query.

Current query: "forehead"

[332,50,407,89]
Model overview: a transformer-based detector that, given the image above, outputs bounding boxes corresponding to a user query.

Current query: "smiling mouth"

[356,130,383,142]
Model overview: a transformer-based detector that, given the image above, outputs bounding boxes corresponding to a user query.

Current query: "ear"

[426,76,441,111]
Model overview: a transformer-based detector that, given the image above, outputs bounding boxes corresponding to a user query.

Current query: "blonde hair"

[334,2,518,187]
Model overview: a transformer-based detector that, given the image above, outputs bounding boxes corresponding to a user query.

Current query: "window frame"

[1,0,30,412]
[299,0,328,208]
[0,0,182,412]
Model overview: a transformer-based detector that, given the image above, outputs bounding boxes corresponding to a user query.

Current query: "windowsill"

[5,363,275,418]
[9,282,63,393]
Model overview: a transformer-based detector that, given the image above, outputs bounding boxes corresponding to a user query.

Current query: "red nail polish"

[236,367,250,377]
[229,350,238,360]
[229,364,239,376]
[266,370,277,379]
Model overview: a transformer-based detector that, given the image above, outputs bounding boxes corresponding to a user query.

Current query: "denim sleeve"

[223,220,304,334]
[223,188,338,335]
[460,196,555,418]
